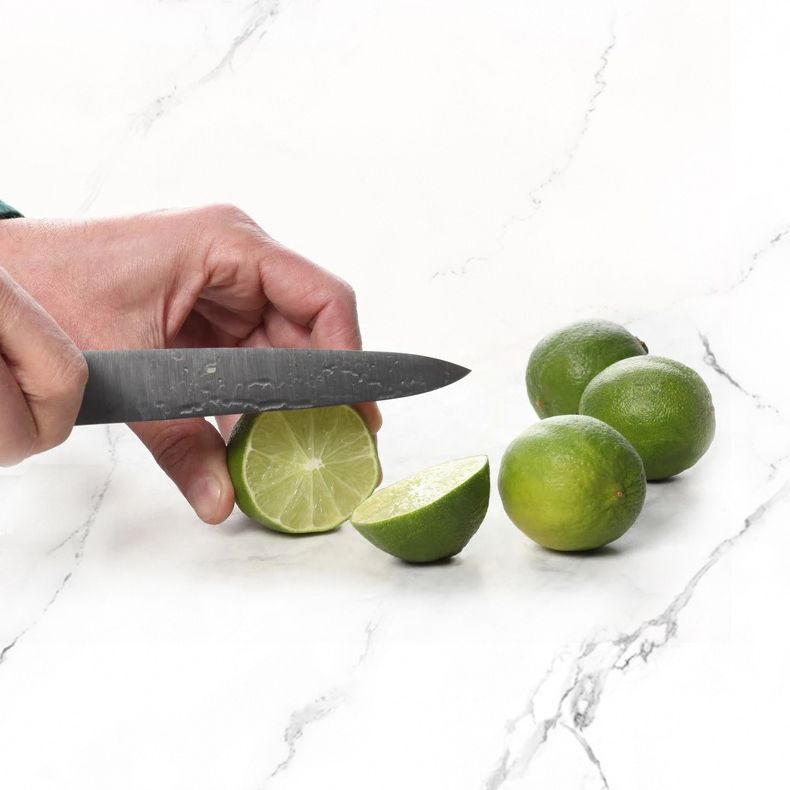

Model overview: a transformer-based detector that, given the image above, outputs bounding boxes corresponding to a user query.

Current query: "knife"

[75,348,470,425]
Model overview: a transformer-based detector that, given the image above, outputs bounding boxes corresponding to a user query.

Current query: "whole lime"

[526,320,647,418]
[579,356,715,481]
[498,415,646,551]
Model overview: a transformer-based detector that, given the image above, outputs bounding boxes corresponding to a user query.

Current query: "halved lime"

[227,406,381,534]
[350,456,490,563]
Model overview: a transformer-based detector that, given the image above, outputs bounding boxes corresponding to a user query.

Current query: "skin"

[0,204,381,524]
[0,267,88,466]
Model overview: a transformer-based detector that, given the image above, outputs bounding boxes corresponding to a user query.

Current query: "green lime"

[351,456,490,563]
[526,319,648,418]
[498,415,646,551]
[227,405,380,534]
[579,355,715,480]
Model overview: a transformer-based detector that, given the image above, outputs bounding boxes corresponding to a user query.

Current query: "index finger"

[257,240,363,351]
[255,240,382,433]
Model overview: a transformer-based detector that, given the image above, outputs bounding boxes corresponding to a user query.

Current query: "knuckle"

[149,423,202,475]
[337,279,357,310]
[66,350,89,389]
[49,348,89,401]
[198,204,270,272]
[202,203,254,228]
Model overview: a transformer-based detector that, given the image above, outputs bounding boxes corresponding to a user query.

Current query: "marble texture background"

[1,1,788,788]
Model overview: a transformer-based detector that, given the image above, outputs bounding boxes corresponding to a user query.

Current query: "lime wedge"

[351,456,490,563]
[227,406,381,534]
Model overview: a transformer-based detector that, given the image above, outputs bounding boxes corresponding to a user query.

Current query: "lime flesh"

[351,456,490,563]
[227,406,380,534]
[498,415,646,551]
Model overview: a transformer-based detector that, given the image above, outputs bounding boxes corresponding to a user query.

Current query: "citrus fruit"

[351,456,489,563]
[579,355,715,480]
[526,319,648,418]
[498,415,646,551]
[227,405,380,533]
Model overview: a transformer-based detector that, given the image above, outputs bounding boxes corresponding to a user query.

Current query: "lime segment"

[227,406,380,534]
[351,456,490,563]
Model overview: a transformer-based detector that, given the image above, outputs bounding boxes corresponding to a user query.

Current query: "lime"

[227,405,381,533]
[351,456,489,563]
[579,355,715,480]
[526,319,648,418]
[498,415,646,551]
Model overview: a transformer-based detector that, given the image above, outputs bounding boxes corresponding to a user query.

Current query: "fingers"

[0,268,87,465]
[213,325,274,441]
[349,401,383,434]
[257,242,364,350]
[130,417,236,524]
[258,281,383,433]
[199,208,383,432]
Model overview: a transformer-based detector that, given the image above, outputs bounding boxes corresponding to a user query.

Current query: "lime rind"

[351,456,490,563]
[526,319,647,418]
[497,415,646,551]
[352,455,488,523]
[578,355,715,480]
[228,405,380,534]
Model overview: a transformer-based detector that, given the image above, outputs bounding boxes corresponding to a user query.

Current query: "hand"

[0,267,88,466]
[0,205,381,523]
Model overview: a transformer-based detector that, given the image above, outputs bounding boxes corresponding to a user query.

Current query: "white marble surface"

[1,1,789,787]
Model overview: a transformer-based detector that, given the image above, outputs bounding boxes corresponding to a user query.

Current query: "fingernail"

[187,474,223,523]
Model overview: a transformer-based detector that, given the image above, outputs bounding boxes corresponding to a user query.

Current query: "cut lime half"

[351,455,490,563]
[227,405,381,534]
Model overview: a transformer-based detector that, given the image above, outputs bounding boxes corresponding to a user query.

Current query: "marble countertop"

[1,1,788,788]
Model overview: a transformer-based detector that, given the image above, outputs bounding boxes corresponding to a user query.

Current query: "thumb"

[130,418,236,524]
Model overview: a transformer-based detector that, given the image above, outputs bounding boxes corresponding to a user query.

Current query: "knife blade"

[75,348,470,425]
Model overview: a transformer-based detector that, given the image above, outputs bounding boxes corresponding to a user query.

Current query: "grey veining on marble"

[433,27,618,282]
[0,427,119,668]
[483,480,790,789]
[1,1,789,788]
[79,0,283,214]
[268,619,378,782]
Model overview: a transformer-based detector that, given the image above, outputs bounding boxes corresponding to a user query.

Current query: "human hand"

[0,267,87,466]
[0,206,381,522]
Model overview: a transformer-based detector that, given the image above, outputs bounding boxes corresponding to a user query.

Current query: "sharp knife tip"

[446,360,472,382]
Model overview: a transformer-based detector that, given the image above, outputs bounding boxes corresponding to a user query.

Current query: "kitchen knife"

[75,348,470,425]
